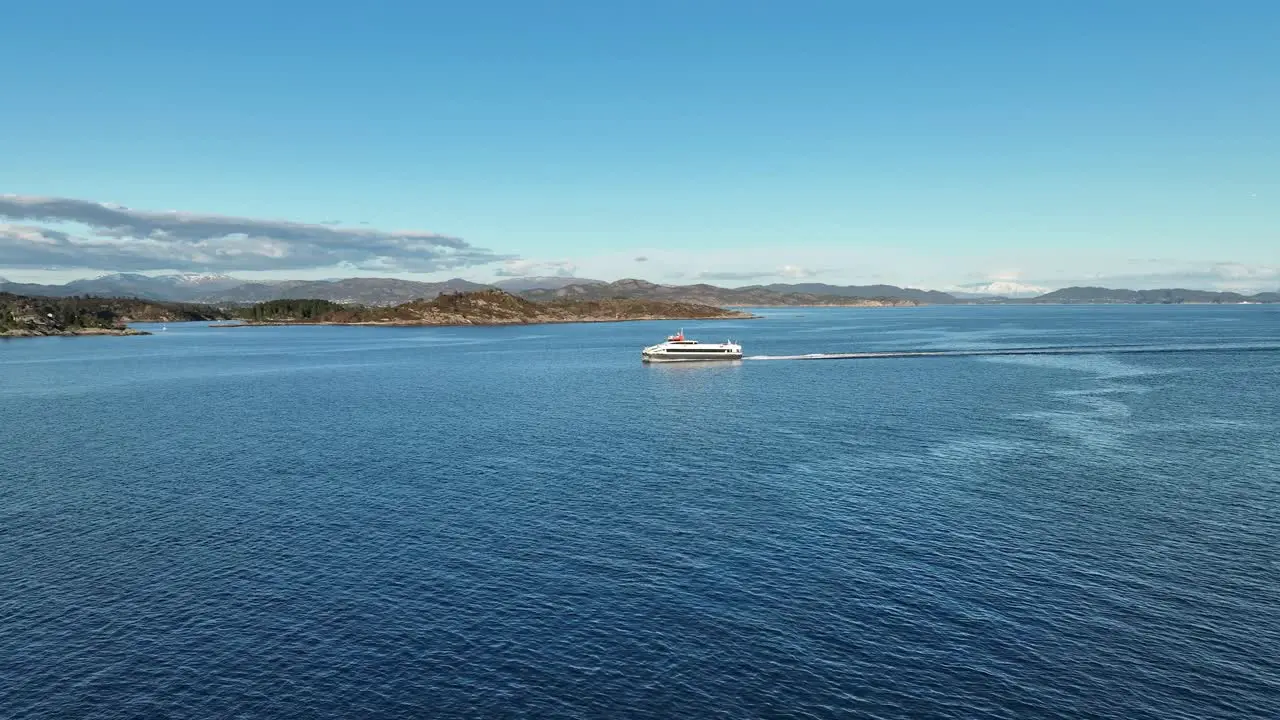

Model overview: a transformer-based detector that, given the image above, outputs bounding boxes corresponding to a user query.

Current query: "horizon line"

[2,271,1278,297]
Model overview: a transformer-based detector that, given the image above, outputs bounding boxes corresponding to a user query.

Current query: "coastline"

[725,303,918,308]
[733,300,1274,308]
[211,311,762,329]
[0,327,151,338]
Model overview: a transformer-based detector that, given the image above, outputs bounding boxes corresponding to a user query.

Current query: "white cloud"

[1061,262,1280,293]
[778,264,819,279]
[0,194,512,273]
[493,259,578,277]
[694,264,825,283]
[694,270,775,281]
[951,280,1051,297]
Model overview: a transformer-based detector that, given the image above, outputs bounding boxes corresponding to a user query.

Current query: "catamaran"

[641,329,742,362]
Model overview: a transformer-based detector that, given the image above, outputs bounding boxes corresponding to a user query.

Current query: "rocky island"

[1,293,227,337]
[227,289,755,326]
[1,289,750,337]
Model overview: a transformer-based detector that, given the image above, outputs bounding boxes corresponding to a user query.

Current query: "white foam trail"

[745,344,1280,361]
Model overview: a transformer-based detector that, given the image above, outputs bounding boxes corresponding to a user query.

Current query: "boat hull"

[642,352,743,363]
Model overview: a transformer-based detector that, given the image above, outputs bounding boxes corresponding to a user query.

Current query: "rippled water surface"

[3,305,1278,719]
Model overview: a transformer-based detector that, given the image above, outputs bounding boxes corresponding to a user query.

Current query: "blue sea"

[2,305,1278,719]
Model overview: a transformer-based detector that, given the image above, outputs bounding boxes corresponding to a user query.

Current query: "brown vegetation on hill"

[234,289,752,326]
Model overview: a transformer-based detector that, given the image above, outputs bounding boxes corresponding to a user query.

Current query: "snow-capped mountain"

[492,276,607,292]
[950,280,1052,298]
[55,273,246,299]
[83,272,241,287]
[165,272,242,287]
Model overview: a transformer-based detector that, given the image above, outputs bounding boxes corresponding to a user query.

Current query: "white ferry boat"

[642,330,743,362]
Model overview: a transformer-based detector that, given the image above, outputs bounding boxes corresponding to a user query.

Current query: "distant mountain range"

[520,279,922,306]
[193,277,494,305]
[1015,287,1280,304]
[0,273,928,306]
[0,273,1275,306]
[0,273,493,305]
[0,272,244,301]
[740,283,960,304]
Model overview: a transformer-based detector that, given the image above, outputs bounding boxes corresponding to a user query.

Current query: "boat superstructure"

[642,330,742,362]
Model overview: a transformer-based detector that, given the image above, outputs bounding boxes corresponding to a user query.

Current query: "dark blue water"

[3,305,1278,719]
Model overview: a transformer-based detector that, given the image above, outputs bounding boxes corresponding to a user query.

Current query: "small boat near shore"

[642,330,742,362]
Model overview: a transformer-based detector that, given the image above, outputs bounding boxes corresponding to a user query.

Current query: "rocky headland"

[0,292,226,337]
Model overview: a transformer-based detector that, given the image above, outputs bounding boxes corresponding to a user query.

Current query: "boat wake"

[745,343,1280,361]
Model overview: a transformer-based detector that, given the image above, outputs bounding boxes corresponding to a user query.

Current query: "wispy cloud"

[493,259,578,277]
[951,262,1280,294]
[0,194,512,273]
[695,270,775,281]
[695,265,823,282]
[778,264,819,279]
[634,256,648,262]
[1036,262,1280,293]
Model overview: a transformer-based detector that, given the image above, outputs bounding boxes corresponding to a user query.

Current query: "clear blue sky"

[1,0,1276,291]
